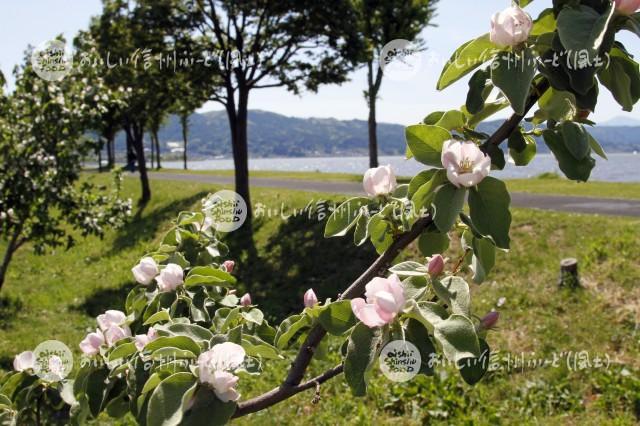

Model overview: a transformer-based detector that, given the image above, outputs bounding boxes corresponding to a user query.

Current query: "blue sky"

[1,0,639,125]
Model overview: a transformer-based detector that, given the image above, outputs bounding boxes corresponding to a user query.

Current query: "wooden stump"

[558,258,580,288]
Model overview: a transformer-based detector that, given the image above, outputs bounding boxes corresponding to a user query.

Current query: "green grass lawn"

[1,174,640,425]
[148,168,640,200]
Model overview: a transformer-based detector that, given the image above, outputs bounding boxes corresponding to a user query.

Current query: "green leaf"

[468,177,512,249]
[353,213,369,246]
[404,300,448,332]
[438,34,500,90]
[598,48,640,112]
[531,8,557,36]
[324,197,369,237]
[485,143,506,171]
[418,230,450,257]
[344,323,382,396]
[274,315,312,349]
[491,49,537,115]
[471,237,496,284]
[434,110,466,131]
[423,111,445,125]
[405,319,437,376]
[411,169,448,213]
[144,310,171,326]
[241,309,264,326]
[558,121,590,160]
[621,13,640,38]
[432,276,471,316]
[367,213,394,254]
[466,68,492,114]
[108,342,137,360]
[405,125,451,167]
[146,372,197,426]
[145,336,201,356]
[184,266,236,288]
[164,323,214,343]
[464,99,510,128]
[534,88,577,123]
[241,335,281,360]
[508,130,537,166]
[434,314,481,363]
[408,170,437,199]
[557,4,614,59]
[587,131,607,160]
[458,339,491,385]
[151,347,197,360]
[543,129,595,182]
[182,386,236,426]
[388,261,428,277]
[401,276,429,301]
[432,184,466,233]
[318,300,357,336]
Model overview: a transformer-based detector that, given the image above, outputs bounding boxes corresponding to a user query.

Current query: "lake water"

[163,153,640,182]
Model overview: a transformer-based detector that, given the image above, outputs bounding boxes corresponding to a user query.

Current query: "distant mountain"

[599,116,640,127]
[116,110,640,159]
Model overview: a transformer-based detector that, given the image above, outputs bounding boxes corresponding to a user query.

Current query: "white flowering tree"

[1,1,639,424]
[0,51,131,291]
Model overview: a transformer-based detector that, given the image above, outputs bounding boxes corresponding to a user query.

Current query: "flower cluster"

[79,309,132,355]
[197,342,246,402]
[131,257,185,292]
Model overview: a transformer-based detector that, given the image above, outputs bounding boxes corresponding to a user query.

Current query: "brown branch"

[233,77,551,419]
[482,79,550,149]
[233,214,433,418]
[233,365,344,417]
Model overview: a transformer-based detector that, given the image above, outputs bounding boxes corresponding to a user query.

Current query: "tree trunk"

[231,88,252,224]
[181,114,189,170]
[127,123,151,204]
[149,133,155,170]
[125,129,136,172]
[98,147,103,173]
[0,228,22,292]
[368,98,378,168]
[366,60,383,169]
[107,131,115,169]
[153,129,162,170]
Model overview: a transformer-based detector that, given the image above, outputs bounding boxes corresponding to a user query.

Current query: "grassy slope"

[1,174,639,425]
[149,169,640,200]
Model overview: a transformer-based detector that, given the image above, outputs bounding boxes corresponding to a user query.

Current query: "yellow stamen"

[459,158,474,173]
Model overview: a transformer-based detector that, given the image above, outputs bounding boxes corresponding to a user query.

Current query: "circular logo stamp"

[379,340,421,382]
[379,39,422,82]
[202,190,247,232]
[31,40,73,81]
[32,340,73,382]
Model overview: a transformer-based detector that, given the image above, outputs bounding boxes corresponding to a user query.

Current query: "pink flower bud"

[240,293,252,307]
[427,255,445,277]
[480,311,500,330]
[303,288,318,308]
[223,260,235,273]
[363,165,397,197]
[490,5,533,48]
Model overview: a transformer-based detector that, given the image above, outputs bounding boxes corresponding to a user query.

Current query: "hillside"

[116,110,640,159]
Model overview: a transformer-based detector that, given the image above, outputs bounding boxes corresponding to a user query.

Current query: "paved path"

[146,172,640,218]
